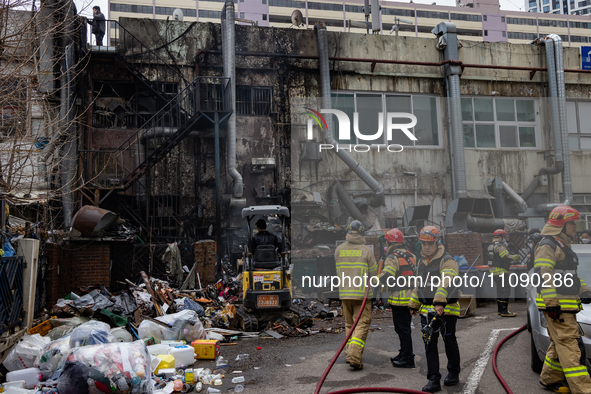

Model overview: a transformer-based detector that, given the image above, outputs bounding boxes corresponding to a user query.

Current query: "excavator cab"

[237,205,311,331]
[242,206,291,310]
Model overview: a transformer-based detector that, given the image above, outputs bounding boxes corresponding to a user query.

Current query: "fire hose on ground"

[493,325,527,394]
[314,284,527,394]
[314,284,429,394]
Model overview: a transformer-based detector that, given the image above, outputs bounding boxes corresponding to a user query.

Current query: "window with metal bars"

[236,86,272,116]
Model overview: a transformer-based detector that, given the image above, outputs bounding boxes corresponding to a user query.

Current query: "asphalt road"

[195,301,547,394]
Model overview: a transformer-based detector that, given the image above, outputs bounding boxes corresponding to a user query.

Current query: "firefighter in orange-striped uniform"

[378,228,417,368]
[534,206,591,394]
[409,226,460,393]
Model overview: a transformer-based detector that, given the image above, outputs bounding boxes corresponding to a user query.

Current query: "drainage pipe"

[532,35,572,212]
[553,35,572,207]
[334,182,372,230]
[222,1,243,198]
[315,21,384,206]
[432,22,466,199]
[61,43,76,226]
[502,182,528,213]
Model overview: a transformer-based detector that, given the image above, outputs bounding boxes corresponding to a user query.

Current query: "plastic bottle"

[207,388,220,393]
[231,377,244,384]
[195,382,203,392]
[185,368,195,384]
[215,357,227,368]
[234,385,244,393]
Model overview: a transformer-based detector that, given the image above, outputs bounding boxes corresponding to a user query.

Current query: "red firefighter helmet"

[385,228,404,243]
[547,205,580,227]
[493,229,507,237]
[419,226,440,241]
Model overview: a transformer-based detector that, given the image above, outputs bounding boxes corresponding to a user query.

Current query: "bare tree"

[0,0,93,229]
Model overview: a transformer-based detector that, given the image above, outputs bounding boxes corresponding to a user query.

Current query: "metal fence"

[0,256,24,334]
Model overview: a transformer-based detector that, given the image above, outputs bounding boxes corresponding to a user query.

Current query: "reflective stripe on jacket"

[335,233,378,300]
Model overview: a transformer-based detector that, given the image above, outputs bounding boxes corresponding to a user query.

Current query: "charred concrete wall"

[111,17,591,234]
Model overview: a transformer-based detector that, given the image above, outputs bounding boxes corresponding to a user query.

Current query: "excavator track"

[236,306,259,332]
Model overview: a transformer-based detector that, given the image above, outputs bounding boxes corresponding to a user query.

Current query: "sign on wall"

[582,46,591,70]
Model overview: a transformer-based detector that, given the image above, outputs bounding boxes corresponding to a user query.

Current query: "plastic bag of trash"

[176,297,205,317]
[56,340,153,394]
[69,320,116,348]
[46,317,91,341]
[35,335,72,380]
[454,255,469,268]
[111,291,138,316]
[3,240,15,257]
[72,289,114,311]
[138,310,206,344]
[2,334,51,371]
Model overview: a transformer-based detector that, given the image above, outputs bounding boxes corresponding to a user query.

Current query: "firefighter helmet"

[419,226,440,241]
[347,220,365,235]
[385,228,404,243]
[493,229,507,237]
[547,206,580,227]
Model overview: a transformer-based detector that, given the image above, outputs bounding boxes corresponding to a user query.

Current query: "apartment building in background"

[107,0,591,46]
[525,0,591,16]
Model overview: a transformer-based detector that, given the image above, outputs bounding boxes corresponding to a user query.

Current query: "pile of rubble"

[0,265,344,393]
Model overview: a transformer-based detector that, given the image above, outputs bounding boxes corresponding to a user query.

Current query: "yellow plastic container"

[155,354,175,374]
[191,339,220,360]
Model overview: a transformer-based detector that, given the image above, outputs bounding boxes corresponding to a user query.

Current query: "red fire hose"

[492,325,527,394]
[314,285,429,394]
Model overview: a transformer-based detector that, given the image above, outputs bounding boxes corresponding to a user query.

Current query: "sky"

[75,0,524,19]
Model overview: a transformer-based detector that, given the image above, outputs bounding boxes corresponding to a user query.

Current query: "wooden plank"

[140,271,163,316]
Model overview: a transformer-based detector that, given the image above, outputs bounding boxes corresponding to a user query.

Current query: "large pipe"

[553,35,572,206]
[327,182,342,220]
[61,41,76,226]
[432,22,466,199]
[315,21,384,206]
[467,216,506,231]
[334,182,372,229]
[502,181,527,213]
[533,35,571,212]
[222,1,243,198]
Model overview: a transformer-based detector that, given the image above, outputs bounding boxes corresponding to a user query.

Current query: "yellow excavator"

[237,205,311,331]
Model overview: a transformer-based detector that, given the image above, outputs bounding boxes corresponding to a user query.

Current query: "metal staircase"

[82,22,232,238]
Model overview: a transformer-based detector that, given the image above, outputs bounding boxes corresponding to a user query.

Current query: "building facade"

[525,0,591,16]
[107,0,591,46]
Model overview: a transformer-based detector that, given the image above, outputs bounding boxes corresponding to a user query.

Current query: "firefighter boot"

[422,379,442,393]
[391,355,415,368]
[499,299,516,317]
[497,299,503,315]
[540,381,570,393]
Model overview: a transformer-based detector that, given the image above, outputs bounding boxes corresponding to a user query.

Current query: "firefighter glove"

[512,255,520,261]
[379,273,392,286]
[580,291,591,304]
[546,306,562,320]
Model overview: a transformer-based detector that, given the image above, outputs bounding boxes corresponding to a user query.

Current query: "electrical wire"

[492,325,527,394]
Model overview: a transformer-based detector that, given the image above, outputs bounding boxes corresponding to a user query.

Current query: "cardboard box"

[191,339,220,359]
